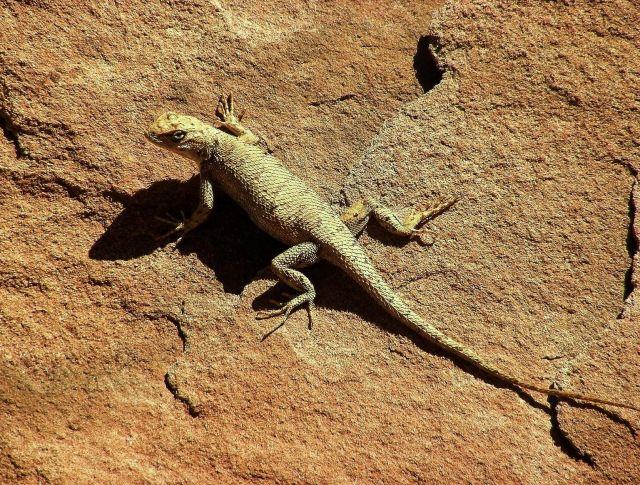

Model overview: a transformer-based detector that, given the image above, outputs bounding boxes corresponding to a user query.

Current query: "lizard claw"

[256,305,287,321]
[154,211,187,241]
[257,295,315,340]
[306,301,315,330]
[400,196,458,245]
[215,93,239,123]
[418,196,458,225]
[215,95,225,120]
[257,305,292,341]
[172,235,185,250]
[264,292,295,307]
[155,224,184,241]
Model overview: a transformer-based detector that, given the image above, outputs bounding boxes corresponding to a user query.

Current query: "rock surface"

[1,0,639,483]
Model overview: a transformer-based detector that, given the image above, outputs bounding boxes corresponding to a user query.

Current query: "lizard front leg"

[214,94,261,145]
[341,195,457,244]
[257,242,319,339]
[156,173,215,245]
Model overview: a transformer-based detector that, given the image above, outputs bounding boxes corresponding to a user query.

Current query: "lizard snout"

[144,130,160,143]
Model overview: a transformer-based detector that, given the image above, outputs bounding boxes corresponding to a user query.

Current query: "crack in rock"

[309,93,357,107]
[413,35,444,93]
[164,362,202,418]
[623,179,639,300]
[552,167,640,466]
[0,108,28,159]
[136,309,199,415]
[549,400,595,466]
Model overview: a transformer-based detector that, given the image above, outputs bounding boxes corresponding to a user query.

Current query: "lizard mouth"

[144,131,161,144]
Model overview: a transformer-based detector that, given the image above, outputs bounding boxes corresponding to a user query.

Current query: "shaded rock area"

[1,0,638,483]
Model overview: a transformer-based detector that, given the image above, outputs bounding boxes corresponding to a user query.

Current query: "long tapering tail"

[326,238,638,412]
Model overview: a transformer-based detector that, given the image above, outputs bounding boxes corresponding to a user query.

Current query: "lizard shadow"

[89,177,425,293]
[90,178,635,462]
[252,249,636,463]
[89,176,284,294]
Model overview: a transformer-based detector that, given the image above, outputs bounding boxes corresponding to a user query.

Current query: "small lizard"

[145,94,638,412]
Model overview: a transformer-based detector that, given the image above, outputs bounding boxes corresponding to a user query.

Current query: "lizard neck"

[194,126,228,169]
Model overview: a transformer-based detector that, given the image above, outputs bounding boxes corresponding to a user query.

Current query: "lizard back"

[205,131,350,247]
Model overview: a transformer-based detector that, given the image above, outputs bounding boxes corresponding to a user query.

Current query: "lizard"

[145,94,639,412]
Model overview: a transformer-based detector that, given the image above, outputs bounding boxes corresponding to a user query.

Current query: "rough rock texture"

[1,0,639,483]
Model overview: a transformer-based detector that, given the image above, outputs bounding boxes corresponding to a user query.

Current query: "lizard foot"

[215,93,245,124]
[368,196,458,241]
[213,93,261,145]
[257,294,315,340]
[404,196,458,245]
[154,211,189,246]
[405,196,458,230]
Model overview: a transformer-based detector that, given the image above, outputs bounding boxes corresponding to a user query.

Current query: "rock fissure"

[0,108,27,159]
[413,35,444,93]
[623,180,639,300]
[143,309,198,415]
[164,366,201,418]
[143,310,188,353]
[549,400,596,467]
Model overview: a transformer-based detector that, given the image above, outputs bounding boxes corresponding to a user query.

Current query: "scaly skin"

[145,94,638,412]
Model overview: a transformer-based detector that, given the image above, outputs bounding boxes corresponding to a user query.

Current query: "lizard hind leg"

[372,196,457,244]
[257,242,320,340]
[340,195,457,243]
[340,197,376,236]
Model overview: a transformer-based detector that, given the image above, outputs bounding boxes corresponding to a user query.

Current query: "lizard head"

[145,112,214,164]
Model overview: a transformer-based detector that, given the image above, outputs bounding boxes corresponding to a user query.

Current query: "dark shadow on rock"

[414,35,444,93]
[89,176,284,294]
[91,177,629,454]
[365,222,430,248]
[624,184,638,300]
[252,249,635,459]
[548,397,636,465]
[89,178,195,261]
[548,397,594,465]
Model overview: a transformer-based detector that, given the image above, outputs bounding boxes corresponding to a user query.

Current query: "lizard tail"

[326,240,639,412]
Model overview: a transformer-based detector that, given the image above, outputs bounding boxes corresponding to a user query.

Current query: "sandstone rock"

[1,0,638,483]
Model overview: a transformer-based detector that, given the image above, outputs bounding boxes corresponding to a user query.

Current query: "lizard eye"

[172,130,186,141]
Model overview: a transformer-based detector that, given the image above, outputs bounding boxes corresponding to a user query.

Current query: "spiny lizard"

[145,94,638,412]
